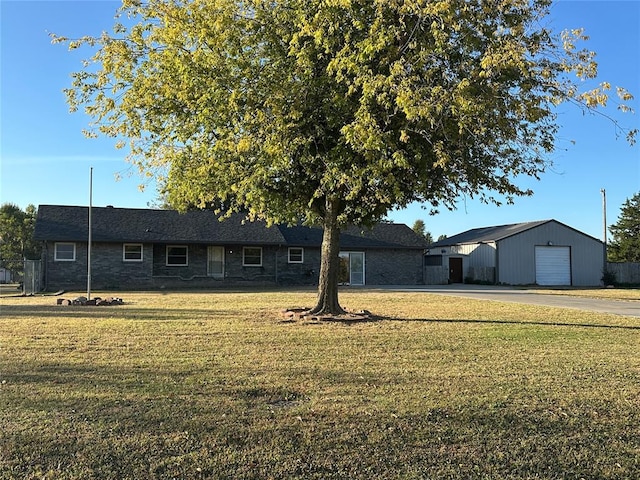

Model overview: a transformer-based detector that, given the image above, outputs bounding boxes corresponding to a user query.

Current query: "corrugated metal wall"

[460,242,496,268]
[497,221,604,286]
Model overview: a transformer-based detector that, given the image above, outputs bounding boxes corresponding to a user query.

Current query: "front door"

[449,257,463,283]
[207,246,225,278]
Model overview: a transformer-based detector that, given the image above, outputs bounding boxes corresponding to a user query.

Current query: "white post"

[87,167,93,301]
[601,188,607,245]
[601,188,607,276]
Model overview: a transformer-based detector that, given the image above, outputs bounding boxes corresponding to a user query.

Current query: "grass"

[1,289,639,479]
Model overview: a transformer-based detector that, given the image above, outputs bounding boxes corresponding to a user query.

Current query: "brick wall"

[43,242,156,290]
[43,242,88,291]
[43,242,424,290]
[275,247,321,285]
[365,249,424,285]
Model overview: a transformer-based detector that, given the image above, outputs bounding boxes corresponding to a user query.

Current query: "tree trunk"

[309,197,345,315]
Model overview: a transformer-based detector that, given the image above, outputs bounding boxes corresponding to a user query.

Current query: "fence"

[0,268,13,283]
[424,266,449,285]
[23,259,43,295]
[466,266,496,284]
[607,262,640,285]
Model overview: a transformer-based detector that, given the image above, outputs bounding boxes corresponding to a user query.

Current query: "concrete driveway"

[383,285,640,318]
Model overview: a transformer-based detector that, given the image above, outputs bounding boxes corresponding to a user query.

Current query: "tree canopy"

[608,192,640,263]
[55,0,636,313]
[0,204,39,275]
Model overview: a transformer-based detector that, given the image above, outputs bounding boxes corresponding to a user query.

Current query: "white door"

[535,246,570,285]
[207,246,225,278]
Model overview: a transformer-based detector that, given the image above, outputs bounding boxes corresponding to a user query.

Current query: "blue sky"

[1,0,638,241]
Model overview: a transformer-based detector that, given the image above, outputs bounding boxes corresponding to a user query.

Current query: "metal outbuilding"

[425,220,605,286]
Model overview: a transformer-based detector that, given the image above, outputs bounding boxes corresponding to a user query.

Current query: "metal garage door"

[535,246,571,285]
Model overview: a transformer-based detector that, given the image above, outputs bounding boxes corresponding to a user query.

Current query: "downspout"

[43,241,48,292]
[494,241,499,285]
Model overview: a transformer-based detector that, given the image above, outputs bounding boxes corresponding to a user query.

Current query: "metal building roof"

[429,220,554,247]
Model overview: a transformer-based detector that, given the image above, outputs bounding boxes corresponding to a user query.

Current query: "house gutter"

[275,245,280,285]
[494,241,499,285]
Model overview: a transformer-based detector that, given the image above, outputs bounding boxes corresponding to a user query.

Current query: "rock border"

[279,307,374,322]
[57,296,124,306]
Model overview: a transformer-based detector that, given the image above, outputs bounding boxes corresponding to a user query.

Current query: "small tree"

[55,0,636,314]
[424,231,434,246]
[0,204,39,276]
[412,220,433,245]
[608,192,640,262]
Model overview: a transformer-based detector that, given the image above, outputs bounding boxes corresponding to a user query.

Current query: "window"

[425,255,443,267]
[123,244,143,262]
[243,247,262,266]
[54,243,76,261]
[288,247,304,264]
[166,245,188,266]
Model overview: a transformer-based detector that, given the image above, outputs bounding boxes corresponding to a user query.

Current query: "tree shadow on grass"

[395,317,640,330]
[0,304,244,321]
[293,313,640,329]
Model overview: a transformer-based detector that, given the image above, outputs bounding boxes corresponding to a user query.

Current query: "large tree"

[55,0,635,314]
[608,192,640,262]
[0,203,39,275]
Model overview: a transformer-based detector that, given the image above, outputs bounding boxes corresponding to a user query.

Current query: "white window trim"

[166,245,188,266]
[54,242,76,262]
[243,247,263,267]
[123,243,143,262]
[288,247,304,264]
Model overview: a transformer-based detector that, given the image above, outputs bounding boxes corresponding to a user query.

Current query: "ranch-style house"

[34,204,428,291]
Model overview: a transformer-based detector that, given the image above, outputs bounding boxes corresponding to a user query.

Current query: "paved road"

[383,285,640,318]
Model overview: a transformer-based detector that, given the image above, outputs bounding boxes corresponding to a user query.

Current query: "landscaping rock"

[55,296,124,306]
[279,307,375,322]
[73,296,88,306]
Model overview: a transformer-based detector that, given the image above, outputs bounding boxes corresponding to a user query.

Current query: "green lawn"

[1,290,639,479]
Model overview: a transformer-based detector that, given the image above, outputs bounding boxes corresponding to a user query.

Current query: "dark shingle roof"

[34,205,427,249]
[341,224,429,248]
[34,205,286,245]
[278,223,428,249]
[429,220,553,247]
